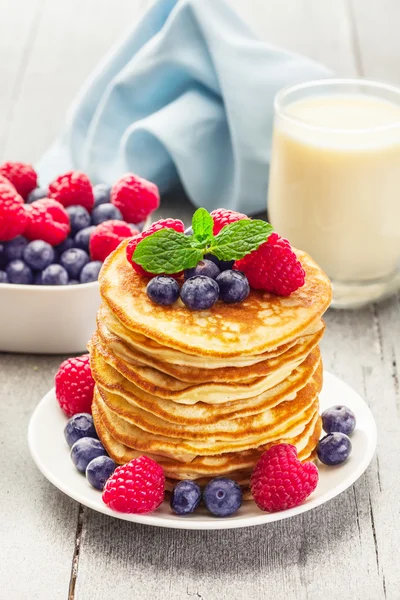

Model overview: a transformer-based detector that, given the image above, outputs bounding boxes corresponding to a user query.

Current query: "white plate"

[28,371,377,530]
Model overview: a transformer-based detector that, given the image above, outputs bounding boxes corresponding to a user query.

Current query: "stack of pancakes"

[90,239,332,497]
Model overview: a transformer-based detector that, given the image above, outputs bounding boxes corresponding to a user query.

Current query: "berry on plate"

[66,205,91,235]
[24,198,70,245]
[0,184,27,241]
[5,236,28,261]
[41,264,69,285]
[235,232,305,296]
[49,171,94,212]
[91,203,123,225]
[321,405,356,436]
[6,259,33,284]
[26,187,48,204]
[203,477,243,517]
[250,444,319,512]
[111,173,160,224]
[55,354,95,417]
[60,248,90,279]
[71,437,107,473]
[210,208,248,235]
[146,276,180,306]
[170,480,202,515]
[180,275,219,310]
[184,259,220,281]
[102,455,165,514]
[90,220,133,262]
[80,260,102,283]
[317,432,352,465]
[23,240,55,271]
[54,237,74,257]
[86,456,117,490]
[64,413,98,447]
[74,225,96,253]
[216,270,250,303]
[93,183,111,207]
[0,161,37,199]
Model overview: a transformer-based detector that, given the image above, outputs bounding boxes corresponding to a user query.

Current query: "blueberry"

[54,237,74,258]
[86,455,117,490]
[64,413,98,447]
[34,271,43,285]
[203,477,242,517]
[5,236,28,261]
[66,205,91,235]
[26,187,48,203]
[6,260,33,284]
[0,243,7,268]
[60,248,90,279]
[0,270,8,283]
[80,261,102,283]
[205,253,234,272]
[70,437,107,473]
[317,432,352,466]
[216,270,250,304]
[322,405,356,436]
[91,203,123,225]
[68,279,79,285]
[180,275,219,310]
[147,276,180,306]
[184,259,220,281]
[74,226,96,253]
[93,183,111,207]
[41,264,68,285]
[23,240,55,270]
[184,226,193,236]
[170,480,202,515]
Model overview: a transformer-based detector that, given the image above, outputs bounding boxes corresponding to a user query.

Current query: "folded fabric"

[37,0,330,214]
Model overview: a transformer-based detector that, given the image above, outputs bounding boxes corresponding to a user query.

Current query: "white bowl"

[0,280,100,354]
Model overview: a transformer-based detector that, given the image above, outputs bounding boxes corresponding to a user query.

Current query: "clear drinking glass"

[268,79,400,308]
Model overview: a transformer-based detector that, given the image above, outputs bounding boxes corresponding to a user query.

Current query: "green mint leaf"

[191,207,214,243]
[210,219,273,261]
[132,229,202,274]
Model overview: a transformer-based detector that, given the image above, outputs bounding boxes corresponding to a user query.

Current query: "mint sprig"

[132,208,273,274]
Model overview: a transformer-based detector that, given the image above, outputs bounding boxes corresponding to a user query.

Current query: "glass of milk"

[268,79,400,308]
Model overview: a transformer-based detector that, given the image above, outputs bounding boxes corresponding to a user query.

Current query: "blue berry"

[64,413,98,447]
[170,480,202,515]
[205,253,234,272]
[74,226,96,253]
[54,237,74,258]
[321,405,356,436]
[93,183,111,207]
[0,243,7,268]
[147,276,180,306]
[66,205,91,235]
[5,236,28,261]
[203,477,242,517]
[216,270,250,303]
[80,260,102,283]
[26,187,48,203]
[317,432,352,465]
[6,260,33,284]
[86,456,117,490]
[60,248,90,279]
[0,270,8,283]
[68,279,79,285]
[184,226,193,236]
[41,264,68,285]
[181,275,219,310]
[184,259,220,281]
[23,240,55,270]
[91,203,123,225]
[70,437,107,473]
[34,271,43,285]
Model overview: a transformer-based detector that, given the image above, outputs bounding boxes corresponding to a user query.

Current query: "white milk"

[268,94,400,281]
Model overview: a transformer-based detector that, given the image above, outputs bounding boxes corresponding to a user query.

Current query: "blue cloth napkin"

[37,0,330,214]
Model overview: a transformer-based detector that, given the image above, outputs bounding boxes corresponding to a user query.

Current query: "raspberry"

[0,184,27,241]
[24,199,70,245]
[49,171,94,212]
[210,208,248,235]
[0,161,37,199]
[250,444,319,512]
[111,173,160,224]
[126,218,185,276]
[90,220,134,262]
[102,455,165,514]
[55,354,95,417]
[235,232,305,296]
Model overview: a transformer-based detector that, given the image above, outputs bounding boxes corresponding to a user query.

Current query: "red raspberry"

[0,184,27,241]
[49,171,94,212]
[126,218,185,276]
[102,456,165,514]
[90,220,134,262]
[111,173,160,224]
[24,198,70,245]
[0,161,37,199]
[55,354,95,417]
[210,208,249,235]
[250,444,319,512]
[235,232,305,296]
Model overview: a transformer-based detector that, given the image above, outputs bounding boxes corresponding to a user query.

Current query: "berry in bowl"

[0,162,158,353]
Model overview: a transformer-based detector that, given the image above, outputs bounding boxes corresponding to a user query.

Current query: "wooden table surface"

[1,1,400,599]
